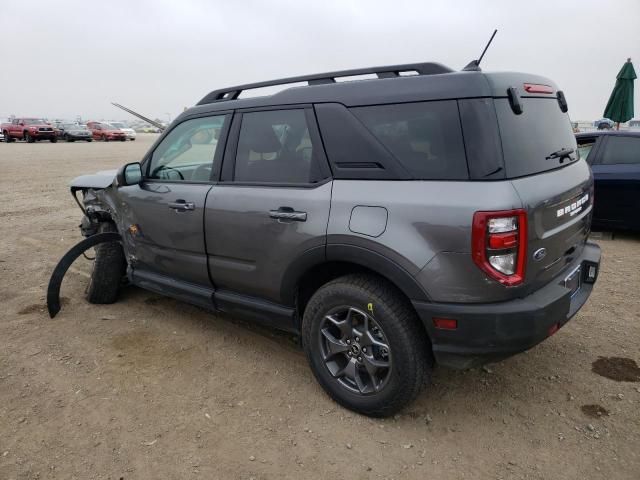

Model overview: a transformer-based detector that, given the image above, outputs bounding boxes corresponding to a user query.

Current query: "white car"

[107,121,137,141]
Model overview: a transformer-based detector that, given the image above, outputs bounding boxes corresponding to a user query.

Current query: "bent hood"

[69,169,117,190]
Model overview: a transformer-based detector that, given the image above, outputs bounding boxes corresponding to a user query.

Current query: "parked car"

[1,118,57,142]
[107,121,137,141]
[86,122,126,141]
[67,62,600,416]
[57,123,93,142]
[576,131,640,231]
[0,131,4,142]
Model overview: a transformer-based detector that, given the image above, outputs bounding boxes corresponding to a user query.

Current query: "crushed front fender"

[47,232,122,318]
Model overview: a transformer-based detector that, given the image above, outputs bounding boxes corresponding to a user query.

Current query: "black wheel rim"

[318,306,391,395]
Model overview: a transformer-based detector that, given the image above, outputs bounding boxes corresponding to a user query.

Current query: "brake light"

[523,83,554,94]
[472,209,527,286]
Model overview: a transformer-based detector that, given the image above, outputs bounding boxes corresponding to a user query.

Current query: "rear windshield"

[494,98,578,178]
[350,101,469,180]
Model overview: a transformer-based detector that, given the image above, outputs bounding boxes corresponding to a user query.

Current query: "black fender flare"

[279,244,431,306]
[47,232,122,318]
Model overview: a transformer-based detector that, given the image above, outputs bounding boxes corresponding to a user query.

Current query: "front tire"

[302,274,431,417]
[50,136,57,143]
[102,134,108,142]
[86,222,127,304]
[25,132,35,143]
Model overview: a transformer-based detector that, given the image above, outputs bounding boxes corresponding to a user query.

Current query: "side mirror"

[116,162,143,187]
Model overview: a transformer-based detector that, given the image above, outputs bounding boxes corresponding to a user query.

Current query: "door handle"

[168,200,195,211]
[269,207,307,222]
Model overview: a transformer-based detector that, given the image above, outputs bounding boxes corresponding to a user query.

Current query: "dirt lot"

[1,134,639,480]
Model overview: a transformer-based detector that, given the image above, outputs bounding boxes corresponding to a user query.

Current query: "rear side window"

[495,98,577,178]
[576,137,597,165]
[351,101,469,180]
[601,136,640,165]
[234,109,320,183]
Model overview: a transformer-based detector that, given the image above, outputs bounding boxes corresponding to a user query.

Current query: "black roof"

[576,130,640,138]
[178,63,558,120]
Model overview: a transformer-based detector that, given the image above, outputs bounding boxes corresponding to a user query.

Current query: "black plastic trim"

[214,290,297,333]
[326,244,430,301]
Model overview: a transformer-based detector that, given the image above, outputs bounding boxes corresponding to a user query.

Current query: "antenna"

[111,102,166,131]
[462,29,498,72]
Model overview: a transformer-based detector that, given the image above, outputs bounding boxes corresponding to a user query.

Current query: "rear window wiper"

[546,147,575,163]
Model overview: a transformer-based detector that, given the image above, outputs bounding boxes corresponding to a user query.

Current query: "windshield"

[494,98,578,178]
[110,122,126,128]
[23,119,47,125]
[63,123,83,130]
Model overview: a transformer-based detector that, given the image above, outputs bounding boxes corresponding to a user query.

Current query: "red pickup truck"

[1,118,57,143]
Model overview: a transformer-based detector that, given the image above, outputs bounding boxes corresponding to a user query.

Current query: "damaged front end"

[48,168,130,318]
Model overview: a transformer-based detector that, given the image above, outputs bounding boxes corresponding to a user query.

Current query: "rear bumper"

[413,242,601,369]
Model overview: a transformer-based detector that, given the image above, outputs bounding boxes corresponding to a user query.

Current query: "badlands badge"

[556,193,589,218]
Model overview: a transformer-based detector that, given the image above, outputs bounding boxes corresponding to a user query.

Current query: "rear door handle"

[269,207,307,222]
[168,200,195,211]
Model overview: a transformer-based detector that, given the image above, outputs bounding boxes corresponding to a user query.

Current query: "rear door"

[117,114,229,288]
[590,135,640,229]
[204,107,332,305]
[493,95,593,290]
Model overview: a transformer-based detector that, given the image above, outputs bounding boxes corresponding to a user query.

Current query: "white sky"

[1,0,638,122]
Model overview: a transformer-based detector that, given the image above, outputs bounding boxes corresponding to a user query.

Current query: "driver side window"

[148,115,226,182]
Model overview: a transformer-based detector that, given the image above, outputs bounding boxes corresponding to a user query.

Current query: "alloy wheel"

[318,306,391,395]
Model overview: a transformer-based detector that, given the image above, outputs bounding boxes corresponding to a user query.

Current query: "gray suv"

[66,62,601,416]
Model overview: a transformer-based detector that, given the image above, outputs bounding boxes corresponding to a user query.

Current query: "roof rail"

[197,62,454,105]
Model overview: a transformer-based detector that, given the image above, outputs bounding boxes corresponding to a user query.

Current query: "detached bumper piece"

[413,242,601,369]
[47,232,122,318]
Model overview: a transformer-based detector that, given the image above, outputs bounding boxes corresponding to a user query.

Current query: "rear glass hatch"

[489,79,593,293]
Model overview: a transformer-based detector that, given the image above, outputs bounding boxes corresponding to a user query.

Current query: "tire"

[302,274,432,417]
[63,134,69,142]
[87,139,93,142]
[25,132,35,143]
[3,131,13,143]
[86,222,127,304]
[102,134,108,142]
[50,136,57,143]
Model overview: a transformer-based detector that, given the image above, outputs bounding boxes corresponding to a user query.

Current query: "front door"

[205,108,332,305]
[117,114,230,289]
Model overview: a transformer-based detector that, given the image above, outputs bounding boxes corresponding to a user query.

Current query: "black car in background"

[56,123,93,142]
[576,131,640,231]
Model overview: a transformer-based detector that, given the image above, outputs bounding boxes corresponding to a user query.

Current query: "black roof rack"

[197,62,454,105]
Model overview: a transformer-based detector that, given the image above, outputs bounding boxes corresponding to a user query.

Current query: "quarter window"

[351,101,468,180]
[234,109,319,183]
[148,115,226,182]
[601,136,639,165]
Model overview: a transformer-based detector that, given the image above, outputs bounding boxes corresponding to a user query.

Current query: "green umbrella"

[603,58,636,129]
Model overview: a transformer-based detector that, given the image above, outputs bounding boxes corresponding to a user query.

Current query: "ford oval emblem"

[533,248,547,261]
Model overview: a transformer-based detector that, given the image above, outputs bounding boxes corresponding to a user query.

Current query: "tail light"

[472,209,527,286]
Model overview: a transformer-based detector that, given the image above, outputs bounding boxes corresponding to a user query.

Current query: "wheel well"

[296,261,415,323]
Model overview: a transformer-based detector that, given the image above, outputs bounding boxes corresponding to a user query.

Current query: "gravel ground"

[1,135,639,480]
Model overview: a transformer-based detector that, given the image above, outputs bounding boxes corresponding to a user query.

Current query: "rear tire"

[50,136,57,143]
[302,274,431,417]
[3,131,13,143]
[86,222,127,304]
